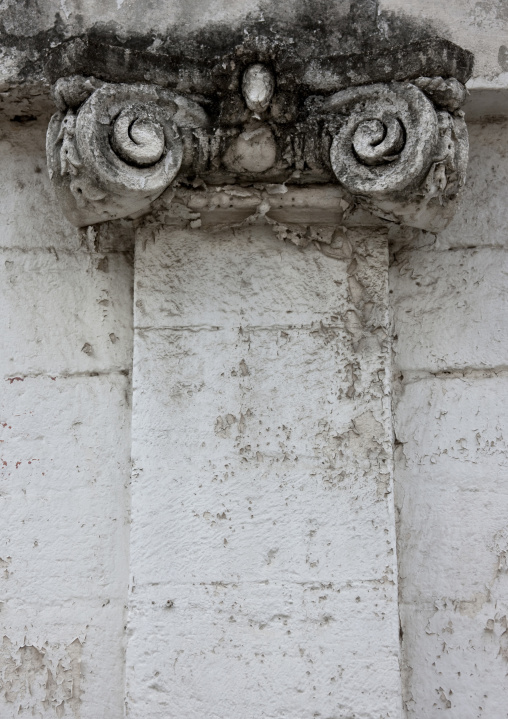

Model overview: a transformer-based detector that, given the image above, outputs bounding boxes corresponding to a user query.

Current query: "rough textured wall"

[0,1,507,717]
[0,117,133,718]
[380,0,508,83]
[391,120,508,718]
[126,223,402,718]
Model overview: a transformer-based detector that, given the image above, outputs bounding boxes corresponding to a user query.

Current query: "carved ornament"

[46,39,472,231]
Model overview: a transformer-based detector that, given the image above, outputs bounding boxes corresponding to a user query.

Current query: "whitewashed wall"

[0,117,133,719]
[391,120,508,719]
[0,112,507,719]
[0,1,508,715]
[126,223,401,718]
[1,119,508,719]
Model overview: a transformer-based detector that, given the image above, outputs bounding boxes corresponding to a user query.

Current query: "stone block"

[127,223,401,717]
[394,376,508,719]
[437,122,508,249]
[134,224,389,330]
[0,374,131,718]
[391,248,508,371]
[0,250,132,376]
[0,120,78,252]
[126,583,401,719]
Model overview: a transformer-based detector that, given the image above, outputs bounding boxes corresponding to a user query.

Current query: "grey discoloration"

[4,1,476,236]
[44,35,473,95]
[0,1,473,101]
[499,45,508,71]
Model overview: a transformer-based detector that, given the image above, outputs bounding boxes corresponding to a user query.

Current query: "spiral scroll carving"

[47,81,208,226]
[324,82,468,230]
[327,83,440,198]
[351,117,405,166]
[46,69,469,232]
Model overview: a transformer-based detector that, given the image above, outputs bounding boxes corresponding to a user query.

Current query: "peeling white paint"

[0,3,508,717]
[0,638,82,718]
[125,221,402,718]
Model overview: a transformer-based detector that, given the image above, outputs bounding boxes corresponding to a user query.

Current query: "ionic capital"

[46,39,473,232]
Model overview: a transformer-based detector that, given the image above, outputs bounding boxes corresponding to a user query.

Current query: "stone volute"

[45,35,473,232]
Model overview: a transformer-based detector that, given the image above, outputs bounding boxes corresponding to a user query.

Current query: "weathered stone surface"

[0,250,132,376]
[46,70,470,230]
[390,119,508,716]
[391,248,508,371]
[380,0,508,83]
[436,121,508,249]
[327,81,468,231]
[127,223,402,717]
[2,1,482,90]
[0,111,133,718]
[131,327,391,584]
[0,118,77,251]
[394,376,508,719]
[1,3,507,717]
[127,584,400,719]
[38,1,474,231]
[4,0,506,128]
[46,81,208,226]
[44,35,473,94]
[0,375,131,719]
[134,225,352,328]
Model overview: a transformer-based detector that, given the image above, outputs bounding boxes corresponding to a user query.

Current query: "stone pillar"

[42,31,473,717]
[125,221,402,718]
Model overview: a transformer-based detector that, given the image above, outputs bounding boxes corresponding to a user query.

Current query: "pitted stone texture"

[390,248,508,371]
[131,327,393,586]
[0,114,133,718]
[394,377,508,719]
[0,250,132,377]
[45,70,469,232]
[0,119,78,251]
[135,225,354,328]
[327,82,468,232]
[0,116,136,255]
[46,82,208,226]
[0,375,131,719]
[127,223,401,718]
[127,583,400,719]
[379,0,508,83]
[436,121,508,249]
[391,121,508,715]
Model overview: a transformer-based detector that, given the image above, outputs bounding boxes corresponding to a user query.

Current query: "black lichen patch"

[1,0,474,93]
[499,45,508,72]
[10,114,38,123]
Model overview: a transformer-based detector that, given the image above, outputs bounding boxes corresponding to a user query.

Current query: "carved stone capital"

[325,81,468,231]
[47,79,208,226]
[46,39,472,232]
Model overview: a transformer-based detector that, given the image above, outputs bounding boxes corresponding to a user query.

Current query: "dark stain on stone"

[1,0,473,92]
[498,45,508,72]
[10,115,38,123]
